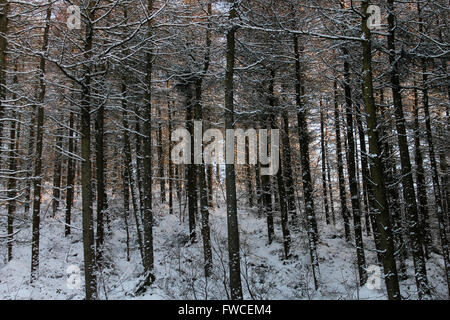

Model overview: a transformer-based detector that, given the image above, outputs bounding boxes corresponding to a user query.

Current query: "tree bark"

[294,34,319,290]
[360,1,400,300]
[224,0,243,299]
[31,4,52,283]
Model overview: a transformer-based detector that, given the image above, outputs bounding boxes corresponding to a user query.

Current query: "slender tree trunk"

[52,116,63,217]
[422,56,450,296]
[294,34,319,290]
[361,1,400,300]
[122,166,131,262]
[224,1,243,299]
[31,4,52,282]
[158,106,166,203]
[194,80,212,277]
[342,51,367,285]
[356,102,377,243]
[417,2,450,297]
[320,101,330,225]
[6,107,17,261]
[387,0,429,297]
[334,81,351,241]
[65,111,75,236]
[324,108,336,226]
[95,101,106,264]
[79,1,97,299]
[186,87,197,242]
[274,115,291,259]
[122,82,144,263]
[379,91,407,279]
[141,0,155,283]
[24,113,35,216]
[281,111,297,220]
[413,86,431,258]
[168,82,174,215]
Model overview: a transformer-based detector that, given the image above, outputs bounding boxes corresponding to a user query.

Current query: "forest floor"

[0,191,448,300]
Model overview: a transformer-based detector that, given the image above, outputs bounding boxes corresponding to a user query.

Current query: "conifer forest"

[0,0,449,301]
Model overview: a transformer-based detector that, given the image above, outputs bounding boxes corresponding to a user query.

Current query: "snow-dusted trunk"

[122,82,144,263]
[320,101,330,225]
[333,81,351,241]
[95,97,107,264]
[413,86,431,258]
[360,0,400,300]
[141,0,155,282]
[417,1,450,298]
[79,1,97,299]
[224,0,243,300]
[31,4,52,282]
[387,0,429,298]
[342,51,367,285]
[281,111,297,220]
[65,112,75,237]
[293,34,318,290]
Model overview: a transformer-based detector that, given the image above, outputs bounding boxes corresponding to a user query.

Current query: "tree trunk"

[95,101,106,263]
[387,0,429,297]
[281,111,297,220]
[122,82,144,263]
[320,101,330,225]
[186,86,197,242]
[224,0,243,299]
[274,115,291,259]
[334,81,351,241]
[294,34,319,290]
[158,105,166,203]
[342,51,367,285]
[52,121,63,216]
[6,98,17,261]
[360,1,400,300]
[31,4,52,282]
[65,111,75,236]
[141,0,155,283]
[79,1,97,299]
[413,86,431,258]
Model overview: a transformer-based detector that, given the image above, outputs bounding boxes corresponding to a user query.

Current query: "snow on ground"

[0,193,448,300]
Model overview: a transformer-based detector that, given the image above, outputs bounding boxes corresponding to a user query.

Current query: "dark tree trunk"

[79,1,97,299]
[334,81,351,241]
[186,87,197,242]
[361,1,400,299]
[224,1,243,299]
[281,111,297,220]
[342,51,367,285]
[413,86,431,258]
[95,102,107,264]
[294,34,319,290]
[387,0,429,297]
[65,112,75,237]
[158,106,166,203]
[141,0,155,283]
[31,4,52,283]
[320,101,330,225]
[6,108,17,261]
[122,82,144,263]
